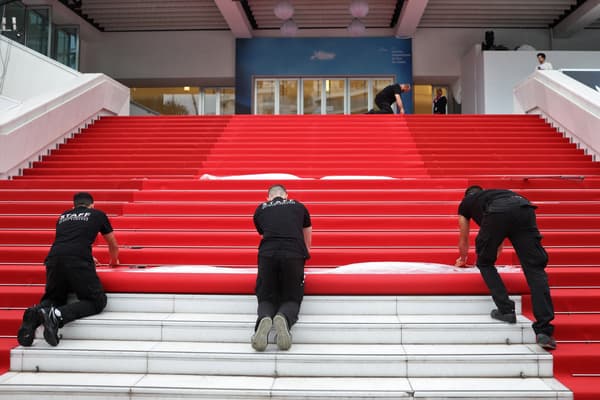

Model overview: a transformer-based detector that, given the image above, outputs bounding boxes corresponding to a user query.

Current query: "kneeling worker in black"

[455,186,556,349]
[17,192,119,347]
[369,83,411,114]
[251,184,312,351]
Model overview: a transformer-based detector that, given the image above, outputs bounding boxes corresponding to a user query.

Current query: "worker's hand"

[93,257,100,266]
[109,259,120,268]
[455,256,470,268]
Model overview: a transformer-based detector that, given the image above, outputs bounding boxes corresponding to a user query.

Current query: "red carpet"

[0,114,599,399]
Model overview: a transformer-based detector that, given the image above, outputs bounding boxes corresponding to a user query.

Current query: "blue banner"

[235,37,413,114]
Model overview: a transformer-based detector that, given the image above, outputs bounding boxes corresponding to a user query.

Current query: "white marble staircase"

[0,294,571,399]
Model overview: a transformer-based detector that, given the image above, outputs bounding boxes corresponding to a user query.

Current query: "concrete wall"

[412,28,551,84]
[77,27,600,89]
[81,31,236,87]
[412,27,600,108]
[412,27,600,81]
[460,45,485,114]
[553,28,600,50]
[79,27,560,88]
[76,26,600,96]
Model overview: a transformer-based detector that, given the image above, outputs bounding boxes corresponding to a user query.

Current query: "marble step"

[41,312,535,345]
[103,294,522,316]
[11,341,552,378]
[0,372,572,400]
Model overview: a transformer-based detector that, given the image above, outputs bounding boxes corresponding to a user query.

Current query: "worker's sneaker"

[251,317,272,352]
[273,313,292,351]
[39,307,61,347]
[17,306,42,347]
[490,309,517,324]
[536,333,557,350]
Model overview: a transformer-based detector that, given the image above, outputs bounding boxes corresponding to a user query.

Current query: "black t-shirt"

[376,84,404,104]
[253,197,311,258]
[458,189,528,226]
[47,206,113,261]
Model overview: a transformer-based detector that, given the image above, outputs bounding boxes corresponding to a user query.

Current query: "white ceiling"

[247,0,398,30]
[63,0,599,35]
[419,0,579,28]
[79,0,230,31]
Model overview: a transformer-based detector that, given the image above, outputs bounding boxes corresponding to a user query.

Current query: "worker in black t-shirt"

[251,184,312,351]
[17,192,119,347]
[455,186,556,350]
[369,83,411,114]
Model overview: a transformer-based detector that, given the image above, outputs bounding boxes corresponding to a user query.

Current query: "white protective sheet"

[128,262,520,274]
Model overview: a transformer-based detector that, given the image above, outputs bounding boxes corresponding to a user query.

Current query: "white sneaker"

[273,314,292,350]
[251,317,272,351]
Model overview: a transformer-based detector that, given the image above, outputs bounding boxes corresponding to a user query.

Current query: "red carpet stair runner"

[0,114,598,398]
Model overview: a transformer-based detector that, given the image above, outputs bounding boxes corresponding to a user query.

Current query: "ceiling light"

[347,18,366,36]
[280,19,298,36]
[349,0,369,19]
[274,0,294,20]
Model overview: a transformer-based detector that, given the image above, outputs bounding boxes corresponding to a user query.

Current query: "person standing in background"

[536,53,553,70]
[433,88,447,114]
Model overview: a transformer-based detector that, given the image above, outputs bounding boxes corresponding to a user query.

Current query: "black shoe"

[490,309,517,324]
[536,333,557,350]
[39,307,60,346]
[17,306,42,347]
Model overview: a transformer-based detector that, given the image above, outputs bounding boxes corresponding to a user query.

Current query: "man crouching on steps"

[17,192,119,347]
[251,184,312,351]
[455,186,556,350]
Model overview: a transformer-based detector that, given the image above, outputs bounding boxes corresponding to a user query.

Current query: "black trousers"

[41,255,107,327]
[475,203,555,336]
[374,97,394,114]
[255,253,305,331]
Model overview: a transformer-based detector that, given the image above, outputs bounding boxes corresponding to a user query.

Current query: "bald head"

[268,184,288,200]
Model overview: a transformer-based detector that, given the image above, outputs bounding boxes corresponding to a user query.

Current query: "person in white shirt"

[536,53,553,70]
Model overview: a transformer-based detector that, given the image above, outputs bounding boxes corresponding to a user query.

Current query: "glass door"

[349,79,368,114]
[220,88,235,115]
[255,79,276,115]
[279,79,299,115]
[302,79,322,115]
[202,88,218,115]
[255,77,395,115]
[324,79,345,114]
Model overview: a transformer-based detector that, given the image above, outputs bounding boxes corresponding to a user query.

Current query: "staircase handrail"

[514,70,600,161]
[0,36,129,179]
